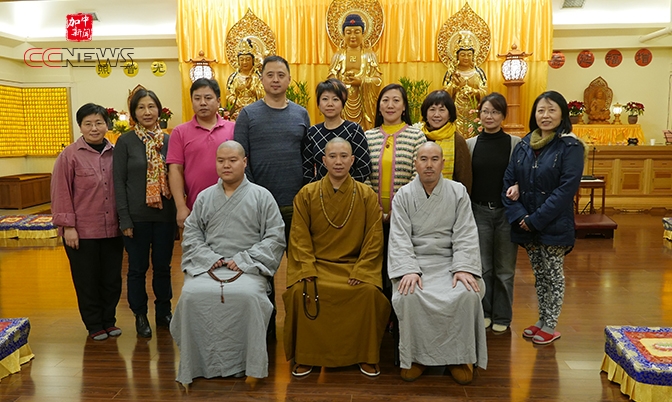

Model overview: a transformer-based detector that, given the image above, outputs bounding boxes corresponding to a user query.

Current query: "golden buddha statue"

[587,88,611,124]
[226,38,265,120]
[328,13,382,131]
[442,33,487,138]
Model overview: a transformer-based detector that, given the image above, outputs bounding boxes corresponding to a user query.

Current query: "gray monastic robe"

[170,177,285,384]
[388,176,488,370]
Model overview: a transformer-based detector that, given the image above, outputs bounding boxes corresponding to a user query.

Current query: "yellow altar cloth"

[573,124,644,145]
[601,326,672,402]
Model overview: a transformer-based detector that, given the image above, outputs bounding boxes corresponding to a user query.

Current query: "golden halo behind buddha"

[225,8,276,70]
[437,3,491,68]
[326,0,384,49]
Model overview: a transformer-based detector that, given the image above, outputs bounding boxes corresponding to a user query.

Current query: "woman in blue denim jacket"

[503,91,584,345]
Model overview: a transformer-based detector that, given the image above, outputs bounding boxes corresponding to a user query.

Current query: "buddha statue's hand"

[451,72,466,87]
[348,76,362,87]
[234,74,251,88]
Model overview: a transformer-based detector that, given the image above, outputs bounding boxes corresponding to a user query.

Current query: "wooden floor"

[1,212,671,401]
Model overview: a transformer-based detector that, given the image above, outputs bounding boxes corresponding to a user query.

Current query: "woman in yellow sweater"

[365,83,426,224]
[365,84,426,362]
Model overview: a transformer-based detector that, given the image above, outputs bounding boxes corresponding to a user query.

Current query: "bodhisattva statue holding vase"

[226,38,265,120]
[442,33,487,138]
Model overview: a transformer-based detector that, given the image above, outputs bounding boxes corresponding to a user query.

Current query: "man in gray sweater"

[234,55,310,340]
[234,55,310,244]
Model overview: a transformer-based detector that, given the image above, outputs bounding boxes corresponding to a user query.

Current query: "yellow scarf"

[421,122,456,179]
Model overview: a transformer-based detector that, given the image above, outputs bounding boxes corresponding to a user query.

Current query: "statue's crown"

[457,34,475,51]
[236,38,255,56]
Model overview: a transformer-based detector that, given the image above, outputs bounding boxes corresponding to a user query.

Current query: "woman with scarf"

[503,90,584,345]
[419,90,472,193]
[113,88,177,338]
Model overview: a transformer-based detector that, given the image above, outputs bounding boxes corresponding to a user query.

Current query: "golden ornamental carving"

[225,9,276,69]
[437,3,491,68]
[326,0,384,49]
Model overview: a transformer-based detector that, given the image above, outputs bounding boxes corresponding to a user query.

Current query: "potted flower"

[462,96,482,138]
[159,107,173,128]
[568,101,585,124]
[624,102,644,124]
[467,108,482,137]
[112,120,129,135]
[106,107,119,129]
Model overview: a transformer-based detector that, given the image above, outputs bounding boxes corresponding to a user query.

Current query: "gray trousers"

[472,203,518,326]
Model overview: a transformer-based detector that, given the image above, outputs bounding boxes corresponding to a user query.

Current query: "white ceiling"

[0,0,177,40]
[552,0,671,27]
[0,0,670,41]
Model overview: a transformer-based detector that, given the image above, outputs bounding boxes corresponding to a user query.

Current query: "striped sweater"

[365,125,427,199]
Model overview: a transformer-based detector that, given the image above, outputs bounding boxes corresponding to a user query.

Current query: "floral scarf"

[421,122,456,179]
[135,123,172,209]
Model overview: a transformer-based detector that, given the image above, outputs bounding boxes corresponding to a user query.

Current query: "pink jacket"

[51,136,120,239]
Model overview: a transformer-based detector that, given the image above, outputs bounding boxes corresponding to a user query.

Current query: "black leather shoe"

[156,314,172,328]
[135,314,152,338]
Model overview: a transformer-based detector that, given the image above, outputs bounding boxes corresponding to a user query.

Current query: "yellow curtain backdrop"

[176,0,552,131]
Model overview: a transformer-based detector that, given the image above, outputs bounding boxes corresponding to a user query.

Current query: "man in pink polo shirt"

[167,78,235,227]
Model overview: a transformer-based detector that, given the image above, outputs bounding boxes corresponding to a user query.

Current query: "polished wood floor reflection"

[1,212,671,401]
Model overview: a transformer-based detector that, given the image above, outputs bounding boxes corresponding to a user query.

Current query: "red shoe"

[532,330,561,345]
[522,325,541,338]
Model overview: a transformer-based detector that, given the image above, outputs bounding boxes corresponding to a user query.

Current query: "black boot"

[135,314,152,338]
[156,313,172,328]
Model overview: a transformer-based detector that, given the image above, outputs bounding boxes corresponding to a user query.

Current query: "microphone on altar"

[581,146,598,180]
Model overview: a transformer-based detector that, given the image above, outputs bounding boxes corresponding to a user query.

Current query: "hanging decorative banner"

[123,61,139,77]
[577,50,594,68]
[151,61,167,77]
[548,51,565,69]
[605,49,622,68]
[96,62,111,78]
[635,49,652,67]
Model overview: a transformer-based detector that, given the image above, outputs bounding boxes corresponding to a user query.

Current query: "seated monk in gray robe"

[170,141,285,387]
[388,142,487,384]
[283,138,390,378]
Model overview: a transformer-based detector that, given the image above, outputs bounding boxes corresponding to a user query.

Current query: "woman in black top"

[113,88,177,338]
[465,93,520,334]
[302,78,371,183]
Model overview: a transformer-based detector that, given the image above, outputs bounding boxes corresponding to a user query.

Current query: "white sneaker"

[492,324,508,333]
[484,318,492,328]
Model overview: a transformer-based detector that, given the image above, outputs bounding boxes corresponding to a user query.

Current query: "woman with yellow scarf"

[419,90,472,193]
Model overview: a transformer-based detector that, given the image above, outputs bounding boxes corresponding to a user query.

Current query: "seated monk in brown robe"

[283,137,390,378]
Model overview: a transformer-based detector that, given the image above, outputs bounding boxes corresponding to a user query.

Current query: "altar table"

[573,124,644,145]
[0,318,34,382]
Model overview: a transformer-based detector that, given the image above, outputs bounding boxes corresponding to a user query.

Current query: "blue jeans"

[123,221,176,317]
[472,203,518,326]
